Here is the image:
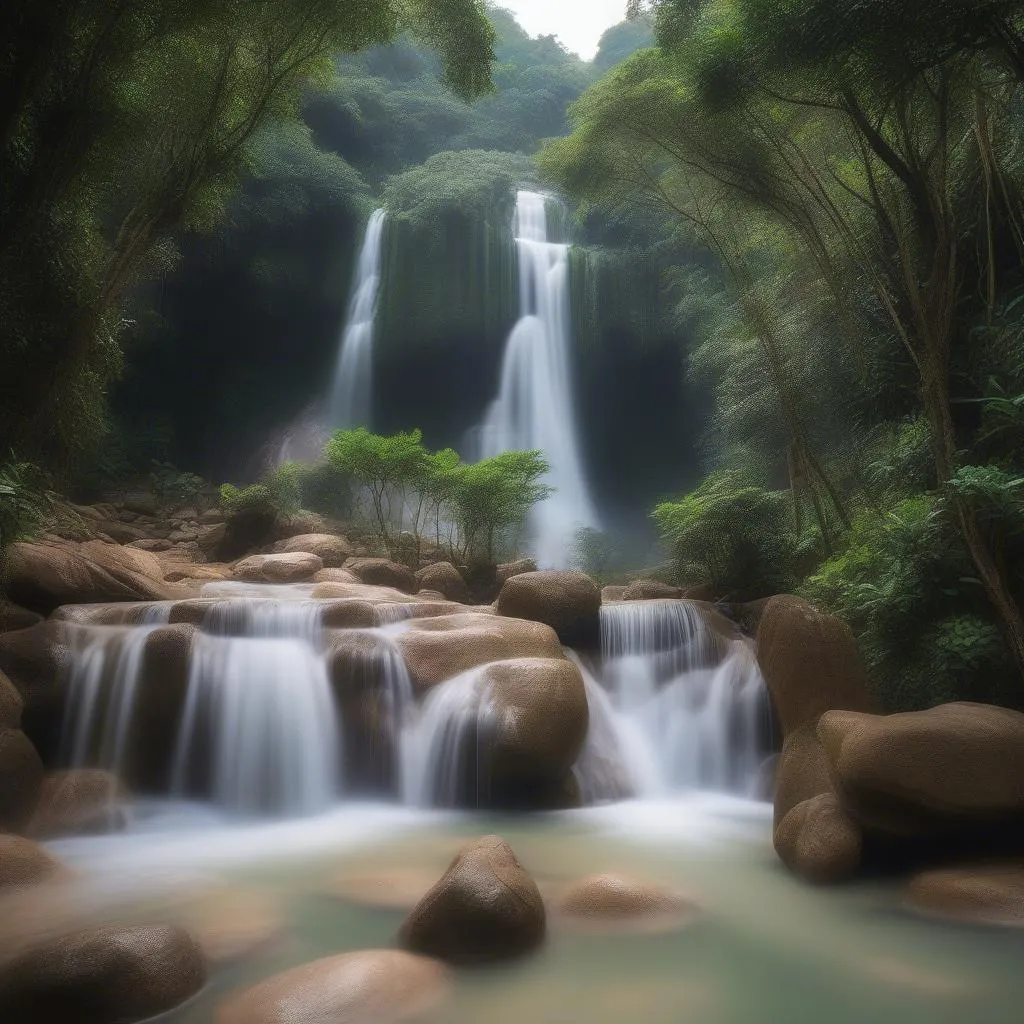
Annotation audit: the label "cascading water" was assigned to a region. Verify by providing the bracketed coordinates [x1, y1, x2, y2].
[474, 190, 597, 567]
[575, 600, 769, 800]
[327, 208, 386, 430]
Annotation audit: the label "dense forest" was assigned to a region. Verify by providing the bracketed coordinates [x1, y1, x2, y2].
[5, 0, 1024, 717]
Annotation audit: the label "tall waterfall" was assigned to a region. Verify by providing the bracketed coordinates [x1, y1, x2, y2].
[327, 208, 386, 429]
[475, 191, 597, 568]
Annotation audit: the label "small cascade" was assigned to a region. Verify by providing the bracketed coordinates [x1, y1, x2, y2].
[201, 597, 324, 641]
[582, 600, 768, 799]
[400, 668, 495, 808]
[473, 190, 597, 567]
[328, 208, 386, 429]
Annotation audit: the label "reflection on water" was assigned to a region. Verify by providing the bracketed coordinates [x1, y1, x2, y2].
[15, 798, 1024, 1023]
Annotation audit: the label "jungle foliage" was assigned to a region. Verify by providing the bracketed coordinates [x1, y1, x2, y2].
[544, 0, 1024, 709]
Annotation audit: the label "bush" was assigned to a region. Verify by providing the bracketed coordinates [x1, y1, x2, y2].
[0, 456, 48, 553]
[150, 461, 206, 507]
[652, 470, 795, 598]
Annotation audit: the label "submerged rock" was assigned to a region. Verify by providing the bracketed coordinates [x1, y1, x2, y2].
[0, 923, 206, 1024]
[906, 864, 1024, 927]
[496, 570, 601, 647]
[773, 792, 862, 885]
[398, 835, 546, 964]
[217, 949, 449, 1024]
[818, 702, 1024, 839]
[557, 873, 696, 934]
[0, 835, 64, 891]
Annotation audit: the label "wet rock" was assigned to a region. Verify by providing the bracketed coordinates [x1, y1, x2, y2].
[773, 792, 862, 885]
[0, 924, 206, 1024]
[2, 540, 177, 614]
[818, 702, 1024, 839]
[0, 835, 63, 891]
[0, 670, 22, 729]
[395, 613, 564, 692]
[398, 835, 546, 964]
[600, 585, 626, 603]
[217, 949, 449, 1024]
[773, 725, 834, 827]
[231, 551, 323, 583]
[414, 562, 469, 604]
[345, 557, 418, 594]
[0, 622, 66, 759]
[0, 729, 44, 831]
[28, 770, 126, 840]
[274, 533, 352, 567]
[320, 600, 380, 629]
[313, 567, 360, 585]
[622, 580, 682, 601]
[0, 600, 42, 633]
[756, 595, 876, 734]
[328, 866, 439, 911]
[496, 570, 601, 647]
[557, 873, 696, 934]
[906, 864, 1024, 927]
[184, 889, 283, 966]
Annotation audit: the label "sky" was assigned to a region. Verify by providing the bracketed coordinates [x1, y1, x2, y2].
[496, 0, 631, 61]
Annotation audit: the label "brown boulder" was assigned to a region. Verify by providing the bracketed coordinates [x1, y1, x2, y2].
[414, 562, 469, 604]
[94, 520, 149, 545]
[398, 835, 545, 964]
[2, 540, 177, 614]
[557, 873, 696, 934]
[395, 613, 564, 691]
[0, 623, 66, 759]
[0, 601, 42, 633]
[774, 793, 863, 885]
[28, 770, 126, 840]
[817, 702, 1024, 838]
[218, 949, 449, 1024]
[496, 559, 537, 584]
[0, 924, 206, 1024]
[496, 570, 601, 647]
[600, 585, 626, 603]
[128, 538, 174, 553]
[231, 551, 323, 583]
[313, 567, 360, 585]
[345, 557, 418, 594]
[0, 671, 22, 729]
[0, 835, 63, 890]
[0, 730, 43, 831]
[274, 533, 352, 567]
[756, 595, 876, 735]
[773, 725, 834, 827]
[906, 865, 1024, 927]
[623, 580, 682, 601]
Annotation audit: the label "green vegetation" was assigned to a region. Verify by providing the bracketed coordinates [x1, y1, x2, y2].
[0, 457, 48, 554]
[544, 0, 1024, 709]
[324, 428, 549, 567]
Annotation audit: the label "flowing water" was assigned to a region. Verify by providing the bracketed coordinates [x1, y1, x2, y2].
[474, 191, 598, 567]
[327, 207, 386, 430]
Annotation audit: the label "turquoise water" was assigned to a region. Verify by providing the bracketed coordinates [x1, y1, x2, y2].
[42, 798, 1024, 1023]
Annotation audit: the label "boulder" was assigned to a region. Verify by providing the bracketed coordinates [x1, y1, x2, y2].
[195, 522, 227, 559]
[600, 585, 626, 603]
[231, 551, 323, 583]
[217, 949, 449, 1024]
[0, 623, 66, 760]
[756, 595, 876, 735]
[557, 873, 696, 934]
[273, 533, 352, 567]
[0, 670, 22, 729]
[0, 924, 206, 1024]
[28, 770, 126, 840]
[181, 889, 283, 966]
[214, 508, 278, 561]
[313, 567, 360, 585]
[496, 570, 601, 647]
[398, 835, 546, 964]
[345, 557, 418, 594]
[469, 658, 589, 808]
[414, 562, 469, 604]
[773, 725, 834, 827]
[94, 520, 149, 545]
[395, 613, 564, 691]
[127, 538, 174, 553]
[817, 702, 1024, 838]
[906, 865, 1024, 926]
[320, 600, 380, 629]
[2, 540, 177, 614]
[0, 835, 63, 890]
[773, 793, 862, 885]
[0, 729, 44, 831]
[622, 580, 682, 601]
[0, 601, 42, 633]
[496, 559, 537, 584]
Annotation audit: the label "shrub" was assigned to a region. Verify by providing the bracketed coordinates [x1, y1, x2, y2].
[150, 461, 206, 507]
[0, 456, 48, 552]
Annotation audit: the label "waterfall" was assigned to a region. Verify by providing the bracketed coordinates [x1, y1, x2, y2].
[328, 208, 386, 429]
[576, 601, 768, 799]
[474, 190, 597, 568]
